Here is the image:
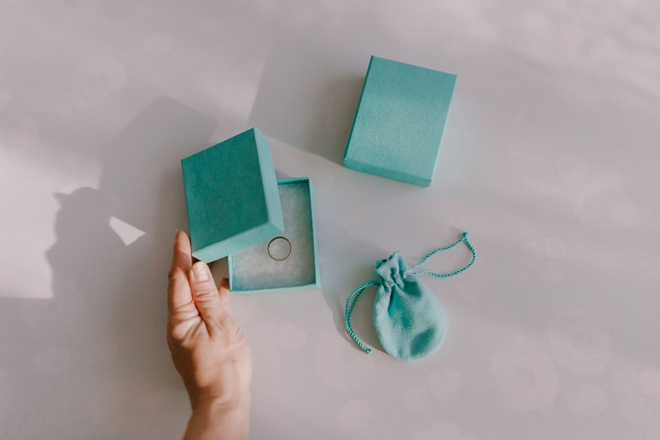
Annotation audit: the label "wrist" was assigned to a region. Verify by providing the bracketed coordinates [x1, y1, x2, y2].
[191, 390, 251, 415]
[185, 394, 251, 440]
[185, 365, 251, 411]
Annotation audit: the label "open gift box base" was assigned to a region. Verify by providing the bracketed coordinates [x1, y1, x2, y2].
[228, 177, 320, 294]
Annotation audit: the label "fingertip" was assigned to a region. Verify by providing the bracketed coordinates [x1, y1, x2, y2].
[175, 229, 189, 243]
[168, 231, 194, 309]
[174, 230, 191, 252]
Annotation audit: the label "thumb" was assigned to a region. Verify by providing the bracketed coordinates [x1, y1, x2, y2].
[189, 261, 224, 324]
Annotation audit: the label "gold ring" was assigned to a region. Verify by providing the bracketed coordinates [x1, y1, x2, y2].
[267, 236, 292, 261]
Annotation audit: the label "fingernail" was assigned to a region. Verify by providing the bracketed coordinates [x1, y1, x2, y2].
[193, 262, 209, 282]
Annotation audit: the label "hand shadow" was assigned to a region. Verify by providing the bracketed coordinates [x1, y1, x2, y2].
[0, 96, 221, 439]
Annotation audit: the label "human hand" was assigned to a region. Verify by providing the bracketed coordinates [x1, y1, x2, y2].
[167, 230, 252, 440]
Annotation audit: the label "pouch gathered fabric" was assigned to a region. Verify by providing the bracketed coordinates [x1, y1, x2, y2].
[344, 232, 476, 361]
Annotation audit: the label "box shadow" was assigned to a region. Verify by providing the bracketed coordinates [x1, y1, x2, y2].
[248, 34, 365, 166]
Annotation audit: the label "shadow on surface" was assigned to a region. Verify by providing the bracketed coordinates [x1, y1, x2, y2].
[249, 34, 365, 166]
[0, 97, 218, 439]
[317, 222, 387, 353]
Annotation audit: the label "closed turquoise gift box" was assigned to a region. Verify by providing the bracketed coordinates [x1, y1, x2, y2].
[181, 127, 284, 263]
[229, 178, 321, 294]
[344, 56, 457, 187]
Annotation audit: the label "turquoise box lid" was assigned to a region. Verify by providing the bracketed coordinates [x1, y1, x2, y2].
[181, 127, 284, 263]
[343, 56, 457, 187]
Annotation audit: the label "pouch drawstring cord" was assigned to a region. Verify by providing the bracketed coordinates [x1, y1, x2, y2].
[344, 232, 476, 354]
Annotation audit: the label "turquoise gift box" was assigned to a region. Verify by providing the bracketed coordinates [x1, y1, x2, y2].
[229, 178, 321, 294]
[181, 128, 321, 294]
[344, 56, 457, 187]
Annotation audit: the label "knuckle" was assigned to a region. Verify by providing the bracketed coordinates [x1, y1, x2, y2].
[193, 288, 217, 301]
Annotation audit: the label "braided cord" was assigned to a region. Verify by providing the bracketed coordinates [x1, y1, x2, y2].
[344, 232, 476, 355]
[344, 279, 379, 354]
[410, 232, 476, 278]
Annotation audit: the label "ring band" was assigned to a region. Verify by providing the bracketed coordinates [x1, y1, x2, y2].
[267, 236, 292, 261]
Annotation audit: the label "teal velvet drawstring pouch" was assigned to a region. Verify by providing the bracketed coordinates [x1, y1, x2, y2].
[344, 232, 476, 361]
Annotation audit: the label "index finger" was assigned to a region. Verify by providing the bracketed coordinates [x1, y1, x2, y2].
[168, 230, 193, 310]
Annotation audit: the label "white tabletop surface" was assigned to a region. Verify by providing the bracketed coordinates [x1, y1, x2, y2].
[2, 1, 659, 439]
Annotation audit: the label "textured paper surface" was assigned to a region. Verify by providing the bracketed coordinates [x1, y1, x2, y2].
[344, 56, 457, 187]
